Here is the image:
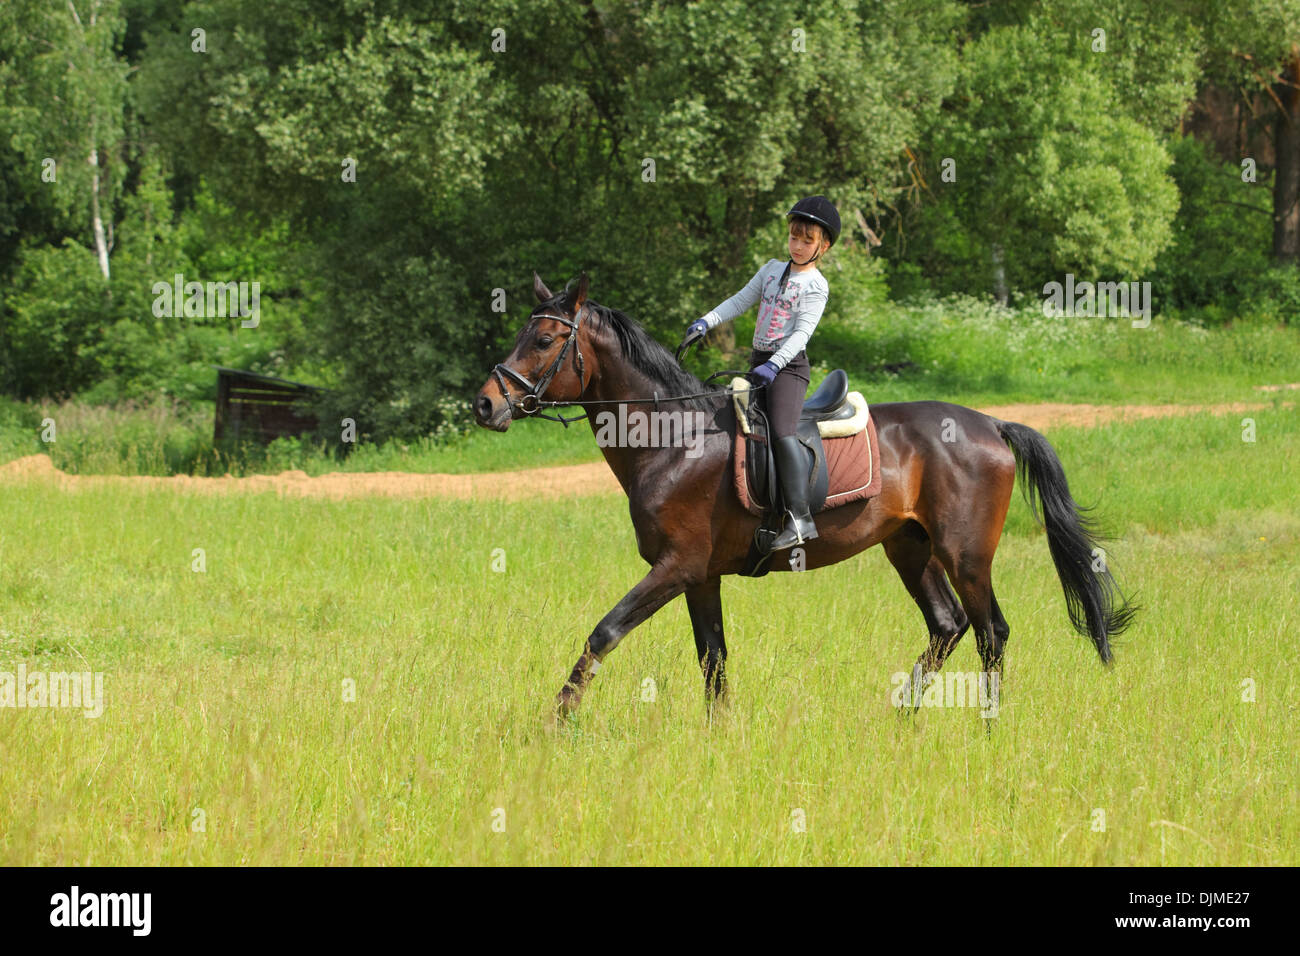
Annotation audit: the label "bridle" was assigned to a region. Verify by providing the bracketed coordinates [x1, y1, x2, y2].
[492, 305, 590, 426]
[491, 301, 761, 429]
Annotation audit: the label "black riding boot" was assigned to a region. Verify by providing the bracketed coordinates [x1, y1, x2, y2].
[769, 435, 818, 551]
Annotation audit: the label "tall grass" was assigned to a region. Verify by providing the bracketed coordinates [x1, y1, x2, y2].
[0, 411, 1295, 865]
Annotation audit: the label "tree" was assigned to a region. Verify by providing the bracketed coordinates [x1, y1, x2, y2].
[896, 7, 1190, 298]
[134, 0, 963, 436]
[0, 0, 129, 279]
[1192, 0, 1300, 263]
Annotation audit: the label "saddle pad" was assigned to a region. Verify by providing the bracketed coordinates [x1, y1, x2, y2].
[733, 410, 882, 517]
[731, 377, 869, 438]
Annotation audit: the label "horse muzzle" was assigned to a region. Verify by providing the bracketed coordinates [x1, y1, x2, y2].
[474, 389, 513, 431]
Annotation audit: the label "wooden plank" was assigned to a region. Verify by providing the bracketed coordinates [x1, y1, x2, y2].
[214, 367, 325, 445]
[228, 386, 304, 398]
[214, 372, 231, 442]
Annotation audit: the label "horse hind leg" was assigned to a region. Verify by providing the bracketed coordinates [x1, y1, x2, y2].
[929, 442, 1015, 724]
[883, 524, 970, 713]
[915, 559, 969, 672]
[990, 590, 1010, 659]
[933, 544, 1006, 724]
[977, 587, 1011, 718]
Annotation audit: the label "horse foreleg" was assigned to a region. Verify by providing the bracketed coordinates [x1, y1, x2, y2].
[685, 577, 728, 709]
[556, 561, 690, 718]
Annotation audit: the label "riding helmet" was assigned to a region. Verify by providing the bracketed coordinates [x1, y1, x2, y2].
[787, 195, 841, 247]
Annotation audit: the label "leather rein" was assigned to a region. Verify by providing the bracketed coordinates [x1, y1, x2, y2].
[492, 304, 758, 428]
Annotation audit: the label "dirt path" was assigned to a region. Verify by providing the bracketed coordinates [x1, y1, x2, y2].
[1, 397, 1292, 501]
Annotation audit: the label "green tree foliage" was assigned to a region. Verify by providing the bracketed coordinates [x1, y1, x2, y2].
[0, 0, 129, 278]
[127, 0, 961, 438]
[1148, 136, 1273, 315]
[1190, 0, 1300, 262]
[131, 1, 512, 436]
[0, 0, 1293, 434]
[894, 7, 1188, 299]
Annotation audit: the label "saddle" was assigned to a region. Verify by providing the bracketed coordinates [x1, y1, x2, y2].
[731, 369, 882, 577]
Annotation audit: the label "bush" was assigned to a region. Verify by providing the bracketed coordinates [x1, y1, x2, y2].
[818, 243, 890, 324]
[0, 241, 112, 398]
[1242, 265, 1300, 324]
[1148, 136, 1274, 317]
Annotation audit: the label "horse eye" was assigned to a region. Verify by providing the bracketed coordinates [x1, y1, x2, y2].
[537, 336, 554, 349]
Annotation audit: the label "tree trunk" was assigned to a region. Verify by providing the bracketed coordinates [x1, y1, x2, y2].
[1273, 47, 1300, 265]
[991, 241, 1009, 305]
[89, 146, 110, 279]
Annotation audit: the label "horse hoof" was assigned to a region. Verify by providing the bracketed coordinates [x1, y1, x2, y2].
[555, 686, 581, 719]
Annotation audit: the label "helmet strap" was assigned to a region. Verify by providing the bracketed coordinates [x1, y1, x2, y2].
[791, 242, 824, 267]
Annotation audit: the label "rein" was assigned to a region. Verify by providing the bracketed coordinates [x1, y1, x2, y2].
[492, 304, 762, 428]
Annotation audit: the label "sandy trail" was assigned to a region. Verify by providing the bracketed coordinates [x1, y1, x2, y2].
[1, 397, 1292, 501]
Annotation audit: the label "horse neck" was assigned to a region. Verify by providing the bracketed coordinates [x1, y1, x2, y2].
[577, 340, 719, 492]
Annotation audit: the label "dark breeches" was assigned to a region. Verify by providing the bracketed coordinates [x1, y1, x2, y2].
[750, 348, 810, 439]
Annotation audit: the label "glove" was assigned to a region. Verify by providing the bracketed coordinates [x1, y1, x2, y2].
[686, 319, 709, 339]
[748, 360, 779, 387]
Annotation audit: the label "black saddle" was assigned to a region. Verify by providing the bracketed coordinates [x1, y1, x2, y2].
[800, 368, 853, 423]
[738, 370, 855, 577]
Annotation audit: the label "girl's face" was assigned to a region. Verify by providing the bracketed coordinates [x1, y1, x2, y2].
[788, 221, 827, 264]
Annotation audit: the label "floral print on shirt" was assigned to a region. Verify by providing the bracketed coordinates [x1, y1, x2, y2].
[757, 275, 801, 344]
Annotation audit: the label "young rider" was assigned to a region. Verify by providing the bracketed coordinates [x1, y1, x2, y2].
[686, 195, 841, 552]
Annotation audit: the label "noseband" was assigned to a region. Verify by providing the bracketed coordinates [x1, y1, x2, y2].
[491, 305, 590, 425]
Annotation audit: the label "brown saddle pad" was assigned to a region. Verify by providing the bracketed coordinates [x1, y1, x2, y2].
[733, 413, 882, 517]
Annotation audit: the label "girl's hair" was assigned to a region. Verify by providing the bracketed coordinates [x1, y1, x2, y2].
[789, 217, 830, 259]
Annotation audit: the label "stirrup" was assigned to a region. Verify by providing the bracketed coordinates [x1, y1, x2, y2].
[770, 510, 817, 551]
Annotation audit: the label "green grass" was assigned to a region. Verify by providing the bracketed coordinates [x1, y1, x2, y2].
[1002, 400, 1299, 536]
[806, 299, 1300, 406]
[3, 301, 1296, 477]
[0, 409, 1296, 864]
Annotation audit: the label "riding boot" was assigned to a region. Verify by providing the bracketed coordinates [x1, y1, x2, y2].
[769, 435, 818, 551]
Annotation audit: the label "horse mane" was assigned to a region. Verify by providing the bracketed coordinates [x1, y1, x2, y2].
[550, 291, 727, 411]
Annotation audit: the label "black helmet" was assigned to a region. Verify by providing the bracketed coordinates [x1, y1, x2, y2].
[787, 195, 841, 247]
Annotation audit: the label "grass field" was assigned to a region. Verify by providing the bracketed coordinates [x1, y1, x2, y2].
[1, 401, 1296, 865]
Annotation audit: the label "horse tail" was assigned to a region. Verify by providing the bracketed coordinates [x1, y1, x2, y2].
[997, 420, 1138, 664]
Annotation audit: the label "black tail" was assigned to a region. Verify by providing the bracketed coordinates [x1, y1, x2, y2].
[997, 421, 1138, 664]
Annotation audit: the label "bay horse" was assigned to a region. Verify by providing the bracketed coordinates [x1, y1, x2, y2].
[474, 273, 1137, 718]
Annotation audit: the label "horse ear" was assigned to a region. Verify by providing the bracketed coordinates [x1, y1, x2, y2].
[571, 271, 589, 310]
[533, 272, 553, 302]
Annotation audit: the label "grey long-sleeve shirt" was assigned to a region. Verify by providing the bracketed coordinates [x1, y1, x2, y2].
[701, 259, 829, 370]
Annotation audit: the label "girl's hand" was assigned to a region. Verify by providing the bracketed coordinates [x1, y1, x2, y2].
[748, 361, 779, 386]
[686, 319, 709, 338]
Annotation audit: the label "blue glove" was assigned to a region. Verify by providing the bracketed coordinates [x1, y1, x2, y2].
[748, 360, 779, 386]
[686, 319, 709, 338]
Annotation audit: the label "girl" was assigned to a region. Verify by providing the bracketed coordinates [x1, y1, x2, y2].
[686, 195, 841, 552]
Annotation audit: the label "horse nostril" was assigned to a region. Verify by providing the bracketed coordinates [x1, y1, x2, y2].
[476, 395, 494, 422]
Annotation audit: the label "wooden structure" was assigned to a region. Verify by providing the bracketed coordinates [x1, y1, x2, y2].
[213, 366, 324, 444]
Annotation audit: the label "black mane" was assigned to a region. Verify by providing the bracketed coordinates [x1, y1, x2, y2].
[544, 293, 728, 411]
